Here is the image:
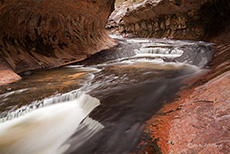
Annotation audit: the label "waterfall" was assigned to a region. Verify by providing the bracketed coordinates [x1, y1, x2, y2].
[0, 90, 83, 122]
[136, 47, 183, 55]
[0, 92, 103, 154]
[134, 45, 184, 58]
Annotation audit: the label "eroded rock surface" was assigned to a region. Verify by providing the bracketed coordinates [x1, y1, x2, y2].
[110, 0, 230, 40]
[106, 0, 139, 35]
[0, 57, 21, 85]
[145, 71, 230, 154]
[0, 0, 116, 85]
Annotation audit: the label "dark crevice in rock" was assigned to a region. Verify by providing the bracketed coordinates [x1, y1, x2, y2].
[200, 0, 230, 39]
[24, 35, 56, 58]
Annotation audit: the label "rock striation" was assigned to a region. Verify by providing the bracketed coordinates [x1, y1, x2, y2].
[0, 0, 116, 85]
[106, 0, 133, 34]
[110, 0, 230, 40]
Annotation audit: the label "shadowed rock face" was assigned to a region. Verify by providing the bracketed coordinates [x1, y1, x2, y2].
[0, 0, 116, 85]
[110, 0, 230, 40]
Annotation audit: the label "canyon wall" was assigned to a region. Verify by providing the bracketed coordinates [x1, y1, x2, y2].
[110, 0, 230, 40]
[0, 0, 116, 85]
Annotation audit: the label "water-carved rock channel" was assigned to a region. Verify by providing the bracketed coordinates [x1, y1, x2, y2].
[0, 36, 213, 154]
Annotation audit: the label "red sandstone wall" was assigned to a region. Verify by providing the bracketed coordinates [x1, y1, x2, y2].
[0, 0, 117, 85]
[114, 0, 230, 40]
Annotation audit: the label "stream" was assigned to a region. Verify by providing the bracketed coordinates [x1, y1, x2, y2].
[0, 36, 213, 154]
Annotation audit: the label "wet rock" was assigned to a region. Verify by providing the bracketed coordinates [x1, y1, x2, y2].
[23, 71, 33, 76]
[144, 72, 230, 153]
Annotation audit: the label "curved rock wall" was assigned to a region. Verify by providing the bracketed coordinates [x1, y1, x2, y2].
[0, 0, 116, 85]
[119, 0, 230, 40]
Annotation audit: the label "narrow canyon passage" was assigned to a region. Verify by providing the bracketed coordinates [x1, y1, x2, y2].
[0, 36, 213, 154]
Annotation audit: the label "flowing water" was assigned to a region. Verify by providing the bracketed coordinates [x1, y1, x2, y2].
[0, 36, 213, 154]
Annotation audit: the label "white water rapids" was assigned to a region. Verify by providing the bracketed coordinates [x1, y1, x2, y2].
[0, 92, 103, 154]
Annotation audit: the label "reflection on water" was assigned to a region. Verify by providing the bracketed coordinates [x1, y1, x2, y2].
[0, 37, 213, 154]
